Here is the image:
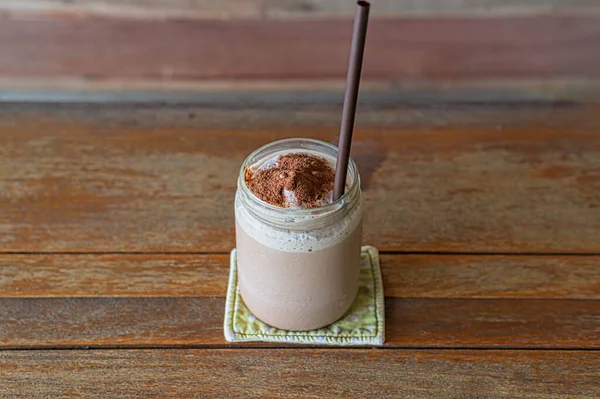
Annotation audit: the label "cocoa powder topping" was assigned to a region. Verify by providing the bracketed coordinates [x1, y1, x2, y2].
[244, 152, 335, 208]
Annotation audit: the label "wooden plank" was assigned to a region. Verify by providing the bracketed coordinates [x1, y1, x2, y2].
[1, 349, 598, 398]
[0, 16, 599, 82]
[1, 297, 598, 348]
[1, 0, 598, 20]
[0, 254, 228, 297]
[0, 0, 263, 19]
[383, 255, 600, 299]
[1, 254, 599, 298]
[266, 0, 600, 19]
[2, 103, 600, 253]
[3, 78, 600, 104]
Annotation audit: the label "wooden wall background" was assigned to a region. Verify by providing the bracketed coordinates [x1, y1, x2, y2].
[0, 0, 599, 101]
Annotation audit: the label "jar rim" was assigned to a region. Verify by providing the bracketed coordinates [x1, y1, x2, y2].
[238, 138, 360, 217]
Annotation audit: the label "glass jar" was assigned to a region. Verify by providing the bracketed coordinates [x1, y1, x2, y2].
[235, 138, 363, 331]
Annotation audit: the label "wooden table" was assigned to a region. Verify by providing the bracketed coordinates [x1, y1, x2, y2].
[1, 100, 599, 398]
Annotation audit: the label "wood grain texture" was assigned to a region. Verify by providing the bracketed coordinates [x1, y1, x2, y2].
[0, 16, 599, 81]
[3, 78, 600, 104]
[0, 254, 228, 297]
[1, 0, 596, 20]
[2, 103, 600, 253]
[0, 0, 263, 19]
[1, 349, 599, 398]
[266, 0, 600, 18]
[1, 297, 599, 348]
[2, 254, 600, 298]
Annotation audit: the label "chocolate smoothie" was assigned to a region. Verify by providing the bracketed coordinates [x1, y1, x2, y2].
[235, 139, 362, 331]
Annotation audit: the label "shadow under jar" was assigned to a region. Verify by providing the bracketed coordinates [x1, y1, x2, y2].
[235, 138, 363, 331]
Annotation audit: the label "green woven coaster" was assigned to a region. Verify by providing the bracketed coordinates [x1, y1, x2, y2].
[224, 246, 385, 346]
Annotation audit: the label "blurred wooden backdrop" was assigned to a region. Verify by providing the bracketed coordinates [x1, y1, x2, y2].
[0, 0, 599, 102]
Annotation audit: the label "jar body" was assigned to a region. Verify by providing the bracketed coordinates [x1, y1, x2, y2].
[235, 139, 363, 331]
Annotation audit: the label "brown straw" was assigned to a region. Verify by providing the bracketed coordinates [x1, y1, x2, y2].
[333, 0, 370, 201]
